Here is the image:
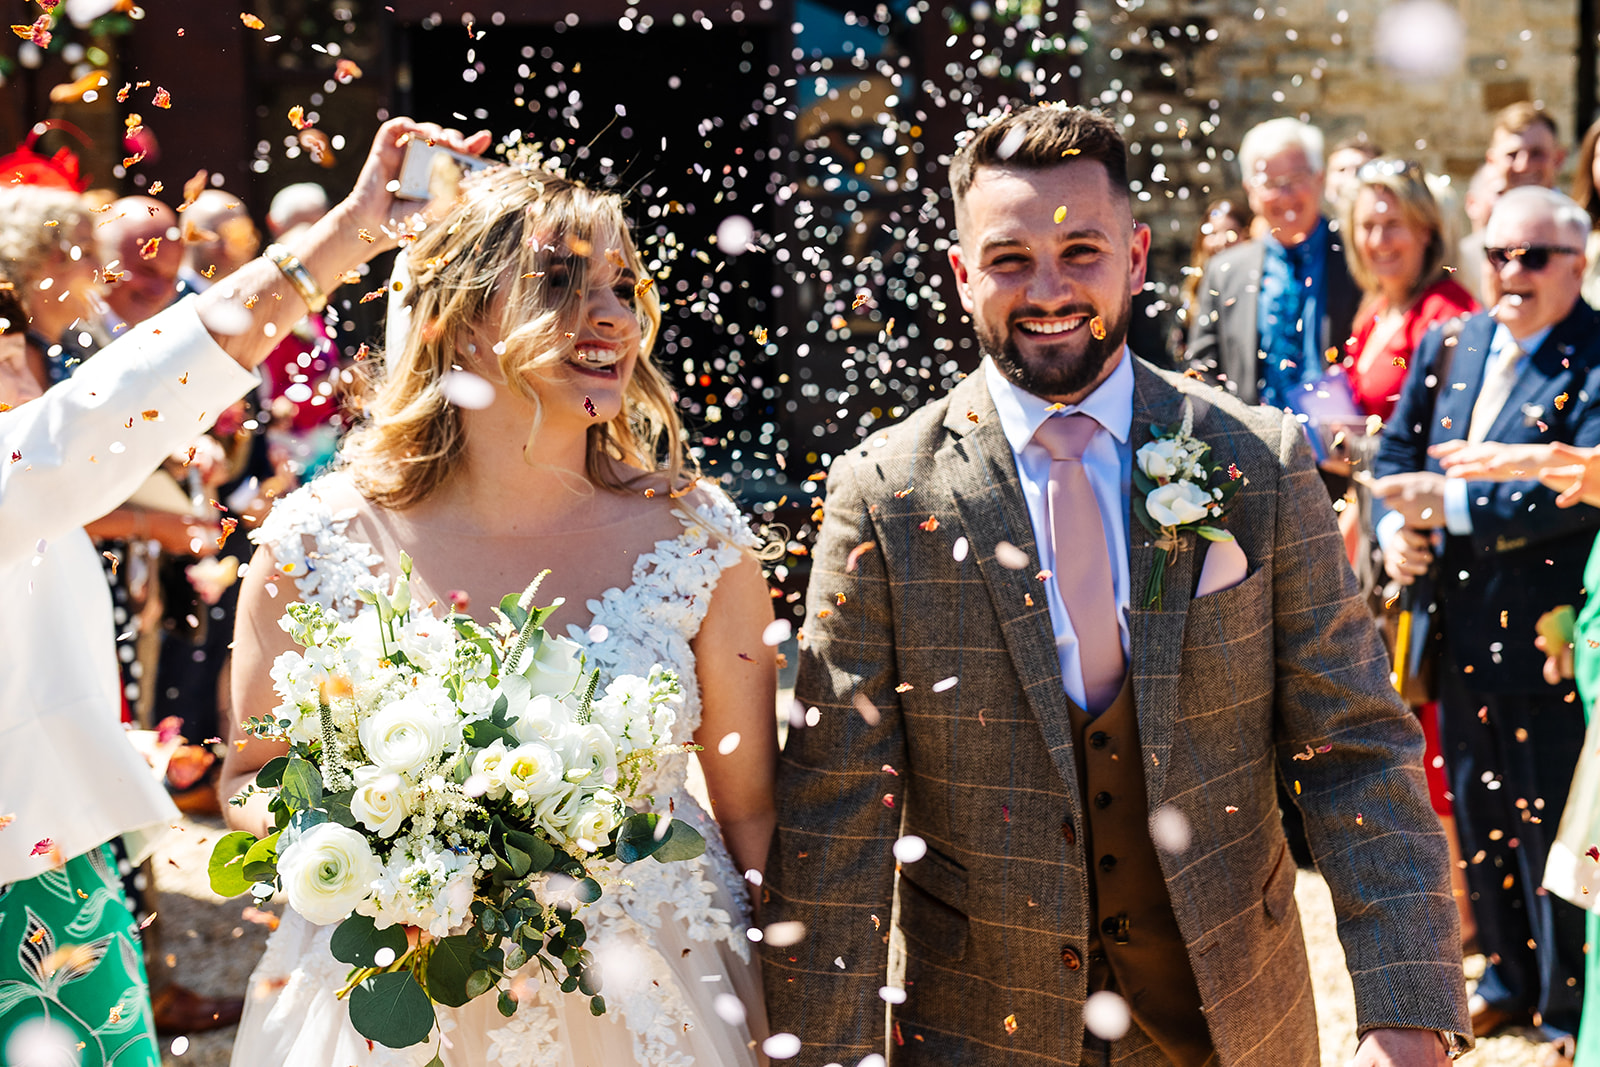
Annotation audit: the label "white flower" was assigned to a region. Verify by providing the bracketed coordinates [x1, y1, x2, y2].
[471, 739, 512, 799]
[502, 741, 565, 797]
[1136, 438, 1184, 481]
[1146, 480, 1213, 527]
[519, 633, 586, 698]
[530, 786, 585, 839]
[358, 693, 446, 778]
[508, 694, 578, 746]
[350, 765, 411, 837]
[278, 823, 381, 926]
[567, 794, 621, 847]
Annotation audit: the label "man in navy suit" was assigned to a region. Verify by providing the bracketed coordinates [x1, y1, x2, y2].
[1372, 185, 1600, 1056]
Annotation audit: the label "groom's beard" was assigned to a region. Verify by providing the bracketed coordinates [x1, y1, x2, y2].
[980, 293, 1132, 400]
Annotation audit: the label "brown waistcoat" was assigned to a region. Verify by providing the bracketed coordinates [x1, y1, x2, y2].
[1068, 678, 1215, 1067]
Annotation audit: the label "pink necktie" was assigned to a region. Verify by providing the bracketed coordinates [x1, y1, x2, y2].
[1034, 413, 1126, 713]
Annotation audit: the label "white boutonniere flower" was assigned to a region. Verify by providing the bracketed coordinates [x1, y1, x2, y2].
[1132, 399, 1244, 608]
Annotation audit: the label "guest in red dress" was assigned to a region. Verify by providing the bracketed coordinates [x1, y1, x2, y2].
[1341, 158, 1478, 421]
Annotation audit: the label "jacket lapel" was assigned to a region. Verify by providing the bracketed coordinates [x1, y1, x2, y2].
[1126, 361, 1198, 805]
[941, 375, 1083, 796]
[1482, 305, 1593, 443]
[1432, 315, 1494, 449]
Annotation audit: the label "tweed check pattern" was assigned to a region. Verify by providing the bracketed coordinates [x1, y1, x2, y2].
[761, 359, 1470, 1066]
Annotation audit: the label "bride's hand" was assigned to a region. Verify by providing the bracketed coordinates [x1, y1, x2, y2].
[323, 118, 493, 259]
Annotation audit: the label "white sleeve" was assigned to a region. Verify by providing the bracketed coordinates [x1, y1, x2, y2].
[0, 297, 258, 568]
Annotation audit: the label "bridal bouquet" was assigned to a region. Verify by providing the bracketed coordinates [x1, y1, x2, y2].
[208, 555, 701, 1052]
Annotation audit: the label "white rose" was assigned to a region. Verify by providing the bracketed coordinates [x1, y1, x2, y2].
[277, 823, 381, 926]
[1146, 481, 1213, 527]
[349, 766, 411, 838]
[521, 634, 586, 698]
[471, 739, 512, 799]
[569, 723, 621, 787]
[1136, 439, 1183, 481]
[509, 694, 576, 746]
[502, 741, 565, 797]
[567, 799, 620, 849]
[358, 694, 446, 778]
[530, 786, 584, 840]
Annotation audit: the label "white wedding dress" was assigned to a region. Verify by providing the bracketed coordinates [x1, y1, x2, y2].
[229, 480, 767, 1067]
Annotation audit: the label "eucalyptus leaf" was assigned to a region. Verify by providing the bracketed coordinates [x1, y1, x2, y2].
[497, 990, 517, 1018]
[615, 812, 666, 864]
[207, 831, 258, 898]
[324, 788, 358, 828]
[574, 877, 603, 904]
[280, 758, 323, 813]
[589, 994, 606, 1017]
[498, 593, 530, 631]
[466, 969, 493, 999]
[240, 832, 280, 884]
[424, 934, 480, 1008]
[255, 755, 290, 789]
[1194, 525, 1234, 542]
[502, 829, 555, 872]
[348, 970, 435, 1048]
[329, 913, 410, 969]
[651, 819, 707, 863]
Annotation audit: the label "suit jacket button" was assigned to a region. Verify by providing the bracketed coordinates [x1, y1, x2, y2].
[1060, 947, 1082, 970]
[1060, 820, 1076, 845]
[1090, 731, 1109, 749]
[1094, 791, 1113, 809]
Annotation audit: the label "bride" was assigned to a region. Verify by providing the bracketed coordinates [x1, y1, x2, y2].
[219, 157, 778, 1066]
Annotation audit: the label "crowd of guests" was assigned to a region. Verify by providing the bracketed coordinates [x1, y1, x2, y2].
[1177, 101, 1600, 1067]
[0, 167, 345, 1036]
[7, 94, 1600, 1062]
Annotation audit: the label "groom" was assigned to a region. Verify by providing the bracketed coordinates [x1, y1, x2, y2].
[761, 105, 1470, 1066]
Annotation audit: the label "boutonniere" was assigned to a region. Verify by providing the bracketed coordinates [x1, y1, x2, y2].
[1132, 399, 1243, 608]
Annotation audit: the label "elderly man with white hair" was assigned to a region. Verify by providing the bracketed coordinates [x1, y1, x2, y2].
[1371, 184, 1600, 1062]
[1187, 117, 1361, 407]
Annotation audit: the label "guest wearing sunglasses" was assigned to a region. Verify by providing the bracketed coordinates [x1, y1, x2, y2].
[1370, 185, 1600, 1061]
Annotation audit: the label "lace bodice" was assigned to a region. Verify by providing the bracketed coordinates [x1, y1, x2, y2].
[247, 478, 763, 1067]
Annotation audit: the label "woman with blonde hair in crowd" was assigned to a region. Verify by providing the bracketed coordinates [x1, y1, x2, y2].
[220, 157, 777, 1065]
[1341, 158, 1477, 421]
[0, 184, 105, 388]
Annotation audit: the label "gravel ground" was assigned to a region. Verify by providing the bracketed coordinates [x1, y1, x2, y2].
[151, 820, 1548, 1067]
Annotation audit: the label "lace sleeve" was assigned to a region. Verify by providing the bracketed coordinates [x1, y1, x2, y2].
[680, 480, 761, 552]
[249, 480, 384, 620]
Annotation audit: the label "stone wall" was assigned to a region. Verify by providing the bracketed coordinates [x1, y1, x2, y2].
[1068, 0, 1581, 332]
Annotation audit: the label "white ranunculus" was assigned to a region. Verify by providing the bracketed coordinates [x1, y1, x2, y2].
[471, 739, 512, 799]
[349, 765, 411, 837]
[358, 694, 446, 778]
[1146, 480, 1213, 527]
[568, 797, 621, 849]
[508, 694, 576, 746]
[530, 786, 585, 839]
[502, 741, 565, 797]
[1136, 439, 1184, 481]
[521, 634, 586, 698]
[278, 823, 381, 926]
[569, 723, 621, 787]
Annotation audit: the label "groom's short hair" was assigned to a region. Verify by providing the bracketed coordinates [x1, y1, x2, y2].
[949, 105, 1130, 210]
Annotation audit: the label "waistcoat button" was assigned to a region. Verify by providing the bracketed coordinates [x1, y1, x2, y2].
[1099, 854, 1117, 872]
[1090, 731, 1109, 749]
[1094, 791, 1112, 809]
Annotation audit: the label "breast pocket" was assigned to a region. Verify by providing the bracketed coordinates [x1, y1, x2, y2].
[897, 845, 969, 962]
[1184, 565, 1269, 646]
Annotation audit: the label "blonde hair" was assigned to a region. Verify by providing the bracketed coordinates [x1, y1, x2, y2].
[1341, 159, 1448, 306]
[0, 185, 91, 292]
[340, 163, 689, 510]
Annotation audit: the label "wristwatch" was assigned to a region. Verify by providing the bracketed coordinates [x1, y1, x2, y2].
[1438, 1031, 1469, 1061]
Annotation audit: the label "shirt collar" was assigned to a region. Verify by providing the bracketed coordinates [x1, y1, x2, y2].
[983, 349, 1134, 456]
[1264, 216, 1328, 259]
[1492, 320, 1554, 359]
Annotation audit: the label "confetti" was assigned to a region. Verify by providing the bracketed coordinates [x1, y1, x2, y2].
[1004, 1014, 1019, 1035]
[152, 86, 172, 108]
[240, 12, 265, 29]
[918, 514, 940, 532]
[844, 541, 876, 573]
[288, 105, 311, 130]
[583, 396, 598, 418]
[1053, 206, 1067, 224]
[11, 14, 51, 46]
[1556, 392, 1570, 411]
[138, 237, 161, 261]
[0, 814, 13, 831]
[29, 837, 53, 856]
[1089, 315, 1107, 340]
[334, 58, 364, 82]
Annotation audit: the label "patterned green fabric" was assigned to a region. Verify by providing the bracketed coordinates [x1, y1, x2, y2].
[0, 843, 158, 1065]
[1575, 536, 1600, 1067]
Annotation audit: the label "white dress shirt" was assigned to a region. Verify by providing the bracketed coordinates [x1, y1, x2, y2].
[983, 353, 1134, 709]
[0, 298, 258, 885]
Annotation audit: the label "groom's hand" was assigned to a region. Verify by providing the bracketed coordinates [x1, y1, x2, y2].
[1347, 1028, 1452, 1067]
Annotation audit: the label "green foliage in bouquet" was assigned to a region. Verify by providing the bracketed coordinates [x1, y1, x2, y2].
[209, 557, 703, 1050]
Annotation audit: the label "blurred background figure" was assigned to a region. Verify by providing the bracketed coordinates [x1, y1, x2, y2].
[95, 194, 182, 333]
[1458, 162, 1509, 303]
[0, 184, 105, 388]
[1173, 196, 1252, 357]
[1570, 117, 1600, 307]
[1324, 133, 1382, 213]
[179, 189, 262, 295]
[265, 181, 330, 244]
[1487, 100, 1565, 192]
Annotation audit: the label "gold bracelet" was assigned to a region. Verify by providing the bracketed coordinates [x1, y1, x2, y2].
[264, 243, 327, 314]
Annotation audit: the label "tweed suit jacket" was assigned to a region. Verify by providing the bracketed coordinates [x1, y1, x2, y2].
[1185, 228, 1361, 404]
[761, 358, 1470, 1066]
